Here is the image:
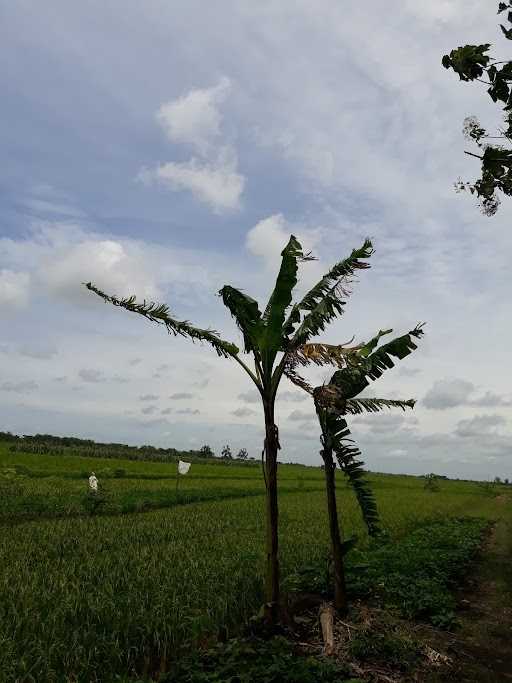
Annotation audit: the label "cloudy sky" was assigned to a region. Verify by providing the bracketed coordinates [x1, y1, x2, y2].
[1, 1, 511, 480]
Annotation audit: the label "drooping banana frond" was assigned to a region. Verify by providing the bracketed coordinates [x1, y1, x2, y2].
[84, 282, 239, 358]
[344, 397, 416, 415]
[218, 285, 264, 354]
[329, 324, 425, 398]
[283, 365, 314, 395]
[320, 409, 379, 536]
[286, 239, 374, 347]
[282, 345, 317, 394]
[340, 450, 380, 537]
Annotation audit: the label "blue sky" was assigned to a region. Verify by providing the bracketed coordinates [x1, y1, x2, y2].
[1, 0, 512, 479]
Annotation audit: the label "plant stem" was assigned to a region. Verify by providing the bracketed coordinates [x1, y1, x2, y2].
[263, 399, 280, 623]
[322, 440, 348, 615]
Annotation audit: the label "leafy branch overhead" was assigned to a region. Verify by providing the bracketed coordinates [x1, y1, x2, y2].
[442, 1, 512, 214]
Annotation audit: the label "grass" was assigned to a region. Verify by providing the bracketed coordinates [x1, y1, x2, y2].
[0, 446, 327, 521]
[1, 443, 510, 681]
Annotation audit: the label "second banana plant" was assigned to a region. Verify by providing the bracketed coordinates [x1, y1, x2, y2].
[286, 325, 424, 613]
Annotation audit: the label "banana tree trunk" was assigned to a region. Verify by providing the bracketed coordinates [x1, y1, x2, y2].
[322, 443, 348, 615]
[263, 400, 280, 624]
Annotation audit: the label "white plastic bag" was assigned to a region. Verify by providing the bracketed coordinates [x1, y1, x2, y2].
[178, 460, 191, 475]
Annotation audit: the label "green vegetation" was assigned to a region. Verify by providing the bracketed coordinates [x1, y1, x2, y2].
[0, 447, 322, 522]
[348, 517, 488, 627]
[0, 442, 509, 681]
[168, 637, 352, 683]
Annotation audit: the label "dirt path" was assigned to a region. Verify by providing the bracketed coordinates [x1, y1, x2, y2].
[425, 501, 512, 682]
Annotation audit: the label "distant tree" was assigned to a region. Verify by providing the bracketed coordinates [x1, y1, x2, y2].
[424, 473, 440, 492]
[0, 432, 18, 442]
[287, 326, 424, 613]
[236, 447, 249, 460]
[199, 444, 215, 458]
[442, 2, 512, 215]
[494, 475, 502, 484]
[221, 444, 232, 460]
[505, 477, 510, 485]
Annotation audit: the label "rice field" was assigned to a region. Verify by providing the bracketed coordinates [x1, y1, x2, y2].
[0, 443, 508, 681]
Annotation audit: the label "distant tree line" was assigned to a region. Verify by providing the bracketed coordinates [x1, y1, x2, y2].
[1, 431, 257, 466]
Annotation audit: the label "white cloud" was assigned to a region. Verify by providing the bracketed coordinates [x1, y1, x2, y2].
[140, 150, 244, 212]
[1, 380, 38, 393]
[470, 391, 512, 407]
[79, 369, 106, 383]
[404, 0, 475, 25]
[288, 409, 315, 422]
[41, 235, 161, 303]
[352, 413, 407, 433]
[232, 407, 256, 418]
[156, 77, 231, 154]
[246, 214, 290, 266]
[423, 379, 512, 411]
[423, 378, 475, 410]
[18, 346, 58, 360]
[278, 391, 308, 403]
[455, 414, 507, 438]
[387, 448, 408, 458]
[0, 223, 221, 309]
[246, 214, 320, 271]
[0, 270, 30, 309]
[238, 390, 260, 404]
[142, 77, 245, 212]
[398, 367, 422, 377]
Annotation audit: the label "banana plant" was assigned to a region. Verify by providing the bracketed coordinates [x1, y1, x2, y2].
[85, 235, 373, 623]
[286, 325, 424, 613]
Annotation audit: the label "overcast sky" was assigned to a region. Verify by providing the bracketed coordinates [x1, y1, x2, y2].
[1, 1, 511, 480]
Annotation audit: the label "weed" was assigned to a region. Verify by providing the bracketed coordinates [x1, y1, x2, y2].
[349, 628, 419, 670]
[167, 636, 353, 683]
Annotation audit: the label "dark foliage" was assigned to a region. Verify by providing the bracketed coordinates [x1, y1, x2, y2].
[442, 2, 512, 214]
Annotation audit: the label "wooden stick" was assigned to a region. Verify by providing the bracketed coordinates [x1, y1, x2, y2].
[319, 603, 335, 655]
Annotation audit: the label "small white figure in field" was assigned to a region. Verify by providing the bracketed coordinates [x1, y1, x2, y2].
[88, 472, 98, 493]
[178, 460, 191, 475]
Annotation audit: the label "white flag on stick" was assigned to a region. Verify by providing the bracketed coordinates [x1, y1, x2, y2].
[178, 460, 191, 475]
